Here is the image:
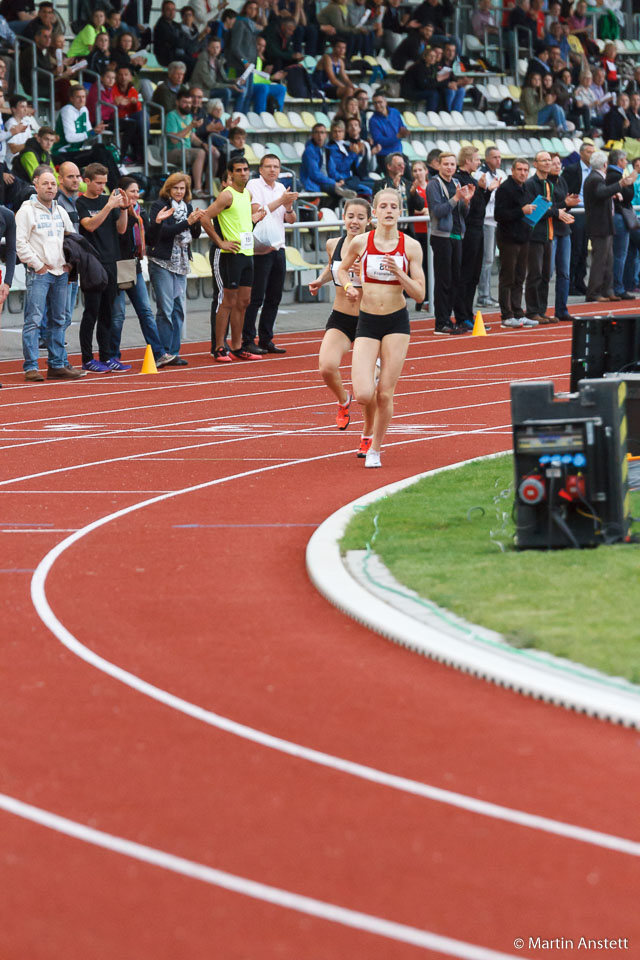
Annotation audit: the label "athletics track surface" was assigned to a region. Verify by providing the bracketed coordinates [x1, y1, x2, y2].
[0, 311, 638, 960]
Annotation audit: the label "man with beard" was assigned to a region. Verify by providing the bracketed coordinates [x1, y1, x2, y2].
[165, 87, 211, 199]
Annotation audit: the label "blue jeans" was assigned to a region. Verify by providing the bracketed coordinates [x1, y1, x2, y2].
[149, 262, 186, 357]
[623, 227, 640, 291]
[252, 82, 286, 113]
[23, 270, 68, 371]
[112, 271, 166, 359]
[551, 233, 571, 316]
[234, 75, 254, 114]
[537, 104, 567, 130]
[208, 86, 232, 106]
[444, 86, 465, 113]
[413, 89, 440, 112]
[612, 212, 630, 295]
[62, 281, 78, 366]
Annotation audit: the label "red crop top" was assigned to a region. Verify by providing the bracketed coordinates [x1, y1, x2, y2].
[361, 230, 408, 284]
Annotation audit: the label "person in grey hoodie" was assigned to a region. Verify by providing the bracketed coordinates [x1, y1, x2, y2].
[426, 151, 472, 335]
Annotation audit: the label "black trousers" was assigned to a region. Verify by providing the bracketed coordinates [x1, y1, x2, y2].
[586, 235, 614, 300]
[430, 235, 461, 328]
[79, 262, 118, 363]
[453, 226, 483, 323]
[497, 238, 528, 321]
[525, 240, 552, 318]
[242, 248, 286, 347]
[569, 213, 588, 292]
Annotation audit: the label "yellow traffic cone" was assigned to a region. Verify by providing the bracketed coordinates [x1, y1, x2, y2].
[140, 344, 158, 374]
[472, 310, 487, 337]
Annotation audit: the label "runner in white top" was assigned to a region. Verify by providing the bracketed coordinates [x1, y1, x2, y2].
[309, 198, 377, 457]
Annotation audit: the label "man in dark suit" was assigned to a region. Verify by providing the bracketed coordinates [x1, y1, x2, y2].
[563, 141, 595, 295]
[584, 151, 636, 302]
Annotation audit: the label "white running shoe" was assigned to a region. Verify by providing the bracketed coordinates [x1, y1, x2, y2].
[365, 449, 382, 468]
[500, 317, 524, 329]
[521, 316, 540, 327]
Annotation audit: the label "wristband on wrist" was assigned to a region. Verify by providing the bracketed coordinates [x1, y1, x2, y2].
[343, 282, 353, 291]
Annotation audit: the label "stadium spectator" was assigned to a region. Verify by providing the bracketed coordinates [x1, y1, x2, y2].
[584, 150, 634, 303]
[414, 0, 453, 41]
[345, 117, 373, 179]
[153, 0, 192, 68]
[87, 68, 117, 126]
[475, 145, 506, 308]
[335, 94, 360, 127]
[548, 152, 576, 322]
[147, 172, 203, 365]
[453, 145, 491, 329]
[401, 47, 441, 112]
[166, 87, 217, 197]
[411, 159, 429, 310]
[439, 40, 469, 113]
[69, 9, 107, 58]
[390, 21, 434, 71]
[77, 163, 130, 373]
[52, 85, 121, 190]
[590, 67, 614, 117]
[574, 69, 603, 128]
[12, 124, 55, 181]
[15, 166, 83, 381]
[563, 140, 594, 295]
[627, 93, 640, 138]
[0, 0, 35, 35]
[606, 148, 637, 301]
[110, 32, 150, 86]
[375, 153, 424, 224]
[105, 9, 125, 48]
[226, 0, 261, 85]
[191, 36, 237, 106]
[86, 32, 113, 76]
[251, 35, 288, 112]
[624, 157, 640, 293]
[111, 176, 175, 368]
[508, 0, 536, 45]
[262, 15, 304, 72]
[242, 153, 297, 355]
[524, 150, 557, 324]
[5, 95, 34, 161]
[300, 123, 356, 200]
[209, 7, 236, 48]
[494, 158, 536, 329]
[355, 87, 370, 137]
[327, 118, 373, 197]
[18, 23, 53, 102]
[602, 91, 630, 142]
[54, 160, 82, 369]
[317, 0, 368, 57]
[369, 92, 408, 170]
[345, 0, 377, 58]
[113, 66, 145, 162]
[22, 0, 61, 40]
[427, 151, 471, 335]
[600, 40, 618, 92]
[382, 0, 419, 54]
[151, 61, 187, 118]
[472, 0, 499, 40]
[313, 39, 354, 99]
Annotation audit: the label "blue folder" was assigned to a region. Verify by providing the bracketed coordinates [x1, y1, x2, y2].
[524, 195, 552, 227]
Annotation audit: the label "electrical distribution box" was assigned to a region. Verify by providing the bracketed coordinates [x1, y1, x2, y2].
[510, 380, 630, 550]
[570, 315, 640, 391]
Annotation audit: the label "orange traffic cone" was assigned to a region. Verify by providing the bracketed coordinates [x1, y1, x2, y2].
[140, 344, 158, 374]
[472, 310, 487, 336]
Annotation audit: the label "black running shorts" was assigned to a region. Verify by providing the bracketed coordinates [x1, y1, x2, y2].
[325, 309, 358, 343]
[355, 307, 410, 341]
[218, 252, 254, 290]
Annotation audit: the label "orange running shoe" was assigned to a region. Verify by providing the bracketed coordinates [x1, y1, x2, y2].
[336, 393, 351, 430]
[357, 436, 372, 458]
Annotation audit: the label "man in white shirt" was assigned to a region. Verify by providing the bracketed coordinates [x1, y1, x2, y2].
[6, 94, 39, 159]
[15, 165, 84, 382]
[475, 145, 506, 307]
[242, 154, 298, 355]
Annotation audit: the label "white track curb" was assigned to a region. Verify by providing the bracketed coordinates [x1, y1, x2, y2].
[306, 454, 640, 728]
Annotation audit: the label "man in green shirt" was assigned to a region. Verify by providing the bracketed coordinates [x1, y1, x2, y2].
[165, 87, 210, 198]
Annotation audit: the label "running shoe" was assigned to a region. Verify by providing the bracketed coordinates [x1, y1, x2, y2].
[365, 449, 382, 468]
[459, 319, 474, 331]
[357, 436, 373, 458]
[521, 316, 540, 328]
[156, 353, 176, 367]
[106, 358, 132, 372]
[82, 359, 111, 373]
[213, 346, 233, 363]
[230, 348, 262, 361]
[500, 317, 524, 329]
[434, 323, 465, 335]
[336, 393, 351, 430]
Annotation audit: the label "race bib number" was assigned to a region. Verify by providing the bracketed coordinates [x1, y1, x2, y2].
[367, 254, 403, 281]
[240, 231, 254, 251]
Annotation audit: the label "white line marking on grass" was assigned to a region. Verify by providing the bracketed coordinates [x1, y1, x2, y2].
[28, 426, 640, 859]
[0, 792, 529, 960]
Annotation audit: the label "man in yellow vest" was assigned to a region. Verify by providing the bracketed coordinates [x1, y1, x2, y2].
[202, 157, 266, 362]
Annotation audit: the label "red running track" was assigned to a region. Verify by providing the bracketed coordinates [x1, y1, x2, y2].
[0, 314, 638, 960]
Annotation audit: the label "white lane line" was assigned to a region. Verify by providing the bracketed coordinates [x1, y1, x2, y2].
[30, 428, 640, 858]
[0, 392, 513, 488]
[0, 336, 570, 420]
[2, 528, 78, 533]
[0, 792, 529, 960]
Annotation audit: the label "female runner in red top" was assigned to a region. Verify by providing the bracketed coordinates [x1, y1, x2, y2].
[338, 188, 425, 468]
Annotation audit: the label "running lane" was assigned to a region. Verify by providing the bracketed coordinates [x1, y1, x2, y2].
[0, 319, 637, 960]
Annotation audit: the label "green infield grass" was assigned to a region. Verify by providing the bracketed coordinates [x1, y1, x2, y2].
[340, 454, 640, 683]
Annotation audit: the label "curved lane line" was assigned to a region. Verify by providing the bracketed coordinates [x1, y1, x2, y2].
[29, 445, 640, 858]
[0, 791, 528, 960]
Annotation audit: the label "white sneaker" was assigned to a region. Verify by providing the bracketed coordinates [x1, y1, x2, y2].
[365, 449, 381, 468]
[521, 316, 540, 327]
[156, 353, 176, 367]
[501, 317, 524, 329]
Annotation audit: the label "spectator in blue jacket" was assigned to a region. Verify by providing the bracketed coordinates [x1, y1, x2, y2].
[368, 91, 408, 170]
[300, 123, 357, 200]
[326, 119, 373, 197]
